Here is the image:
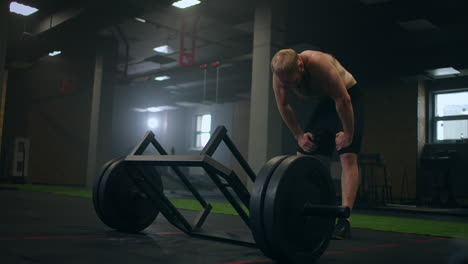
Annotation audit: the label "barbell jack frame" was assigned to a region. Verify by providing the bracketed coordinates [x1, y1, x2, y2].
[122, 126, 256, 245]
[129, 130, 210, 209]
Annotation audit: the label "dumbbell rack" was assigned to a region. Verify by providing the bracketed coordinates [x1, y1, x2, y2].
[123, 125, 258, 247]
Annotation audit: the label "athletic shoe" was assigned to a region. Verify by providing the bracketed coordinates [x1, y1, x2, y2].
[332, 218, 352, 240]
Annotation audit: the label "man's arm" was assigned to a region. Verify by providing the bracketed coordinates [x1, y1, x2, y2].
[311, 56, 354, 141]
[272, 75, 303, 140]
[333, 90, 354, 141]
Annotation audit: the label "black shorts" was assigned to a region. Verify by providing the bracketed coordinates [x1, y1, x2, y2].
[297, 84, 364, 157]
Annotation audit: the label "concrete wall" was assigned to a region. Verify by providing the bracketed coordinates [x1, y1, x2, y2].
[360, 80, 419, 202]
[1, 39, 117, 186]
[3, 50, 95, 185]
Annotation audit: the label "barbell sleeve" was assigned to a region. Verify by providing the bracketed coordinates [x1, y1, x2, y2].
[303, 205, 350, 219]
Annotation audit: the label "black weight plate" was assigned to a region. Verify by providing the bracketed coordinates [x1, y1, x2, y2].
[95, 159, 163, 232]
[263, 155, 336, 263]
[93, 157, 123, 224]
[250, 155, 289, 257]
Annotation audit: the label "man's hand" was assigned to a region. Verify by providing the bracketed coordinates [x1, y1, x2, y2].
[335, 132, 352, 151]
[298, 132, 317, 152]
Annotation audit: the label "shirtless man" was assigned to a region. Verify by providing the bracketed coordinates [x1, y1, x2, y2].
[271, 49, 363, 239]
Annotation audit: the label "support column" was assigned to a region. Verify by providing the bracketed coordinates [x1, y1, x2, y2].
[416, 80, 426, 202]
[86, 52, 104, 187]
[248, 0, 288, 175]
[0, 0, 9, 178]
[416, 80, 426, 160]
[0, 71, 7, 161]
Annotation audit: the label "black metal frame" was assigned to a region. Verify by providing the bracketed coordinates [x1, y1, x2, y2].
[124, 125, 256, 246]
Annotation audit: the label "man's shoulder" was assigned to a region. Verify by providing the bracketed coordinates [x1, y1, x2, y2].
[300, 50, 324, 65]
[300, 49, 325, 56]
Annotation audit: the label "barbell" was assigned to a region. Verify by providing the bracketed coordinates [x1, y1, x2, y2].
[92, 127, 349, 263]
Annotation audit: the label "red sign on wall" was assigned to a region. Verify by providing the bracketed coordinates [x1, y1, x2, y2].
[61, 74, 76, 93]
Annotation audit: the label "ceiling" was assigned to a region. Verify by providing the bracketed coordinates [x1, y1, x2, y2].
[5, 0, 468, 107]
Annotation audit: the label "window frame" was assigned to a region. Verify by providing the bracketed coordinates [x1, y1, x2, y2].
[194, 114, 212, 149]
[428, 88, 468, 143]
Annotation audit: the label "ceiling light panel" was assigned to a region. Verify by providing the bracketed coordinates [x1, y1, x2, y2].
[172, 0, 201, 9]
[9, 2, 38, 16]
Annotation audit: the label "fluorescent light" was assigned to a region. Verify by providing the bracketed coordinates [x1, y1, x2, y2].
[155, 76, 170, 81]
[153, 45, 174, 54]
[134, 106, 178, 113]
[153, 45, 169, 53]
[175, 101, 204, 107]
[147, 106, 178, 112]
[9, 2, 38, 16]
[147, 107, 159, 113]
[172, 0, 200, 9]
[134, 17, 146, 23]
[48, 51, 61, 56]
[427, 67, 460, 77]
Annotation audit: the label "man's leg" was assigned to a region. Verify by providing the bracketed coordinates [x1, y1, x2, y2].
[339, 152, 359, 217]
[332, 152, 359, 240]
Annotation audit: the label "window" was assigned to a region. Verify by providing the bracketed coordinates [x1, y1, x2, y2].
[431, 90, 468, 142]
[195, 114, 212, 148]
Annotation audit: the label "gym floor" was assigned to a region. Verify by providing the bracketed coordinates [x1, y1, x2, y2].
[2, 188, 467, 264]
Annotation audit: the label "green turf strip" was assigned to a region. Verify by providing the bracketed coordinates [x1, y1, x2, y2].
[1, 184, 92, 198]
[2, 184, 467, 239]
[351, 214, 468, 239]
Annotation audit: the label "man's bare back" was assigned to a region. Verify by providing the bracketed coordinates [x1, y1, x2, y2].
[295, 50, 357, 97]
